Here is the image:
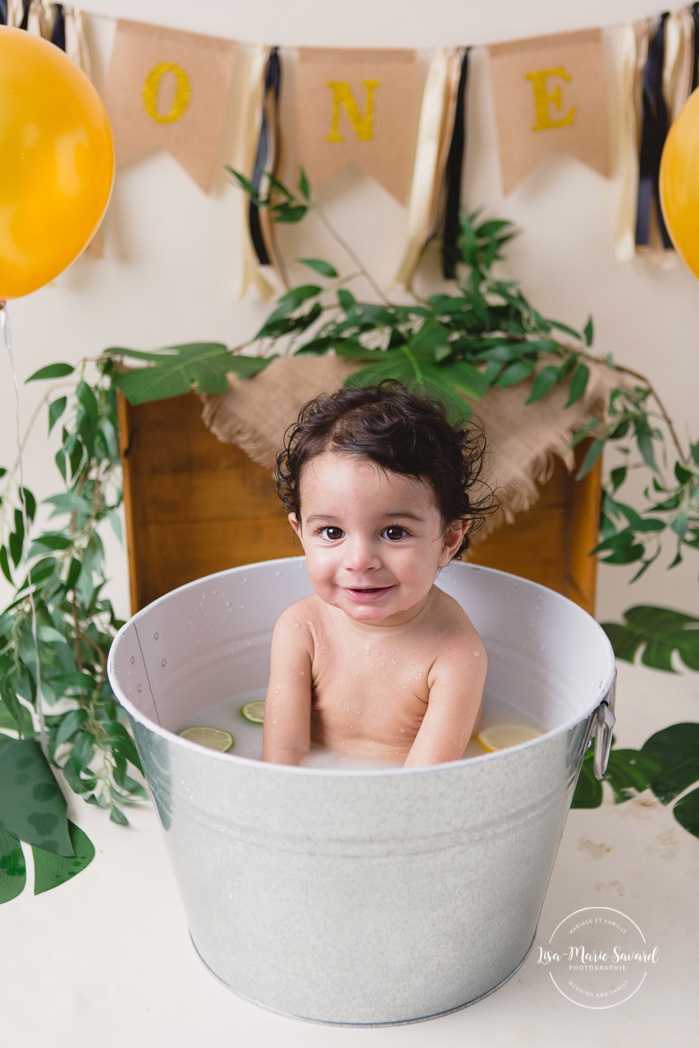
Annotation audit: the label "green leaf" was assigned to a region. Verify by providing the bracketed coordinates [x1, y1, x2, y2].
[673, 787, 699, 838]
[440, 360, 491, 400]
[334, 342, 387, 361]
[0, 545, 12, 585]
[298, 169, 311, 200]
[299, 258, 338, 278]
[226, 168, 259, 198]
[0, 738, 73, 856]
[583, 316, 594, 346]
[45, 673, 96, 698]
[408, 318, 452, 355]
[109, 344, 270, 405]
[271, 203, 308, 223]
[337, 288, 356, 313]
[575, 438, 605, 479]
[32, 820, 95, 894]
[494, 360, 536, 388]
[0, 828, 26, 904]
[274, 284, 322, 311]
[28, 533, 73, 557]
[20, 488, 36, 522]
[610, 465, 627, 492]
[571, 751, 603, 808]
[26, 362, 74, 383]
[573, 740, 661, 807]
[603, 748, 661, 803]
[48, 396, 68, 434]
[525, 365, 560, 405]
[566, 362, 590, 407]
[52, 707, 88, 747]
[641, 723, 699, 805]
[9, 511, 24, 567]
[601, 606, 699, 671]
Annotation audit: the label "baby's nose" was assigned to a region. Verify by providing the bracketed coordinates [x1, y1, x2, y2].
[344, 535, 380, 571]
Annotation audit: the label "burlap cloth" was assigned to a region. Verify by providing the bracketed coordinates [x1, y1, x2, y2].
[201, 355, 620, 535]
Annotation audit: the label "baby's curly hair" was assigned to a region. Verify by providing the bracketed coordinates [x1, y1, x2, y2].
[275, 380, 497, 557]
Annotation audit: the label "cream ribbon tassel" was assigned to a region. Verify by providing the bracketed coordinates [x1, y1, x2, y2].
[394, 49, 460, 290]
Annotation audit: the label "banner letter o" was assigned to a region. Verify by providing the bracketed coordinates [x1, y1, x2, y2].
[142, 62, 191, 124]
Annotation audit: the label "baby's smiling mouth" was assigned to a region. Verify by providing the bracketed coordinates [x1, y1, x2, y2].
[343, 585, 393, 600]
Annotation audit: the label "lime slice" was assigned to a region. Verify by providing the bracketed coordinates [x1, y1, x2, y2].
[178, 725, 234, 752]
[241, 700, 265, 724]
[477, 723, 543, 752]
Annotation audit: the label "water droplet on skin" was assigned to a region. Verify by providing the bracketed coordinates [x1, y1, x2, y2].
[154, 632, 159, 640]
[161, 658, 166, 667]
[137, 684, 142, 692]
[130, 655, 135, 664]
[274, 571, 281, 577]
[472, 650, 480, 657]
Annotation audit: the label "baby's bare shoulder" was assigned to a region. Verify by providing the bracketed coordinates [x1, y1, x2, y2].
[433, 587, 480, 630]
[273, 595, 321, 637]
[430, 589, 487, 661]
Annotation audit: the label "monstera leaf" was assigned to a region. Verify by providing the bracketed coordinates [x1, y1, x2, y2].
[0, 737, 95, 902]
[601, 606, 699, 672]
[572, 723, 699, 839]
[107, 343, 273, 404]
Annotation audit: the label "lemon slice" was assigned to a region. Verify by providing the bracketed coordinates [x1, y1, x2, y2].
[240, 700, 266, 724]
[178, 726, 234, 751]
[477, 723, 543, 752]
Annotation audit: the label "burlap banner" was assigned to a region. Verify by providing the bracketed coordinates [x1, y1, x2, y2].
[105, 20, 236, 192]
[296, 47, 417, 203]
[488, 28, 611, 195]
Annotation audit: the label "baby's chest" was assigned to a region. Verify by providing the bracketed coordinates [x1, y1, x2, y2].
[311, 637, 431, 717]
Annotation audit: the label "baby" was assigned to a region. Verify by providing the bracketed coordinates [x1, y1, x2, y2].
[262, 380, 495, 768]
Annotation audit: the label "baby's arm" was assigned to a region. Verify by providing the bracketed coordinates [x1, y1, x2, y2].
[262, 606, 313, 766]
[403, 633, 487, 768]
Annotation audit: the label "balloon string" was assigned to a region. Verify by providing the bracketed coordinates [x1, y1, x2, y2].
[0, 302, 48, 756]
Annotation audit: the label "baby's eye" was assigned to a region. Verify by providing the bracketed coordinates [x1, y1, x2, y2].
[320, 526, 344, 541]
[382, 525, 408, 541]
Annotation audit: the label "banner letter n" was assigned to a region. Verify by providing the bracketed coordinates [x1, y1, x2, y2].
[326, 79, 380, 142]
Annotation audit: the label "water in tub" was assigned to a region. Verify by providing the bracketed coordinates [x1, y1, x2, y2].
[178, 691, 545, 769]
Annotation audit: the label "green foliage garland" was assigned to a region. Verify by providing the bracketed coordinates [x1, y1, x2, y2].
[1, 174, 697, 903]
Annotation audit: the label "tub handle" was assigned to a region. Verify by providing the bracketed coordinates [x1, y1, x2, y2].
[590, 674, 616, 780]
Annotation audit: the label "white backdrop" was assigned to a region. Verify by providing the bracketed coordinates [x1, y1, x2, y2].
[1, 0, 696, 623]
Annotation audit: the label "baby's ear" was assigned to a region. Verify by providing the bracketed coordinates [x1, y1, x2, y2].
[439, 520, 469, 566]
[288, 513, 302, 541]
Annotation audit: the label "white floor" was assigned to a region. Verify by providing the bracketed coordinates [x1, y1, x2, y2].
[3, 660, 697, 1048]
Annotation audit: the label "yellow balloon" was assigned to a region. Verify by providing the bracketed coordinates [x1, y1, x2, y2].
[0, 27, 114, 300]
[660, 87, 699, 280]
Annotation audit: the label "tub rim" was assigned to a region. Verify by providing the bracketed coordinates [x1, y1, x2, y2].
[107, 557, 616, 779]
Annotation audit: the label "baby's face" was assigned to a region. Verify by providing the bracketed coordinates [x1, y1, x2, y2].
[289, 451, 467, 628]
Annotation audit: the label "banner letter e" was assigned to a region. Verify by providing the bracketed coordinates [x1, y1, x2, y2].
[525, 67, 576, 131]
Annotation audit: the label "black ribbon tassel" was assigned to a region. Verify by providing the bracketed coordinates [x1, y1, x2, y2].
[249, 47, 281, 267]
[441, 48, 470, 279]
[635, 12, 673, 249]
[51, 4, 66, 51]
[691, 3, 699, 93]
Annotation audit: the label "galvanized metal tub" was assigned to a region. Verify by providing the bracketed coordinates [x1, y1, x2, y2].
[107, 558, 616, 1026]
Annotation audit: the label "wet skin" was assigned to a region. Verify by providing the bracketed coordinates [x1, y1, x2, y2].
[262, 452, 487, 767]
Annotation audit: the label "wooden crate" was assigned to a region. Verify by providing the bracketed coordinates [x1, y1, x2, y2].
[118, 392, 601, 615]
